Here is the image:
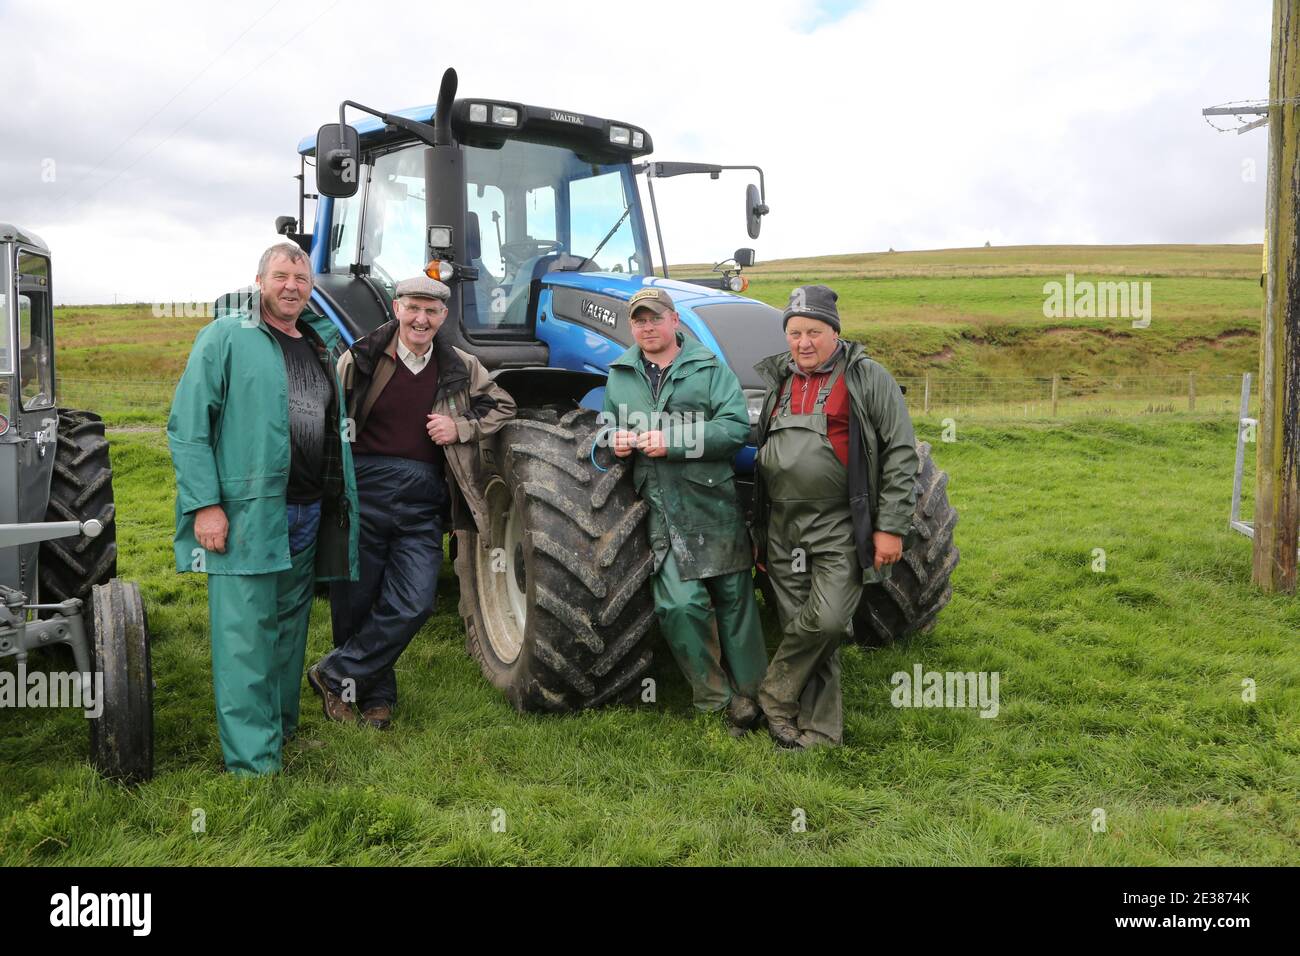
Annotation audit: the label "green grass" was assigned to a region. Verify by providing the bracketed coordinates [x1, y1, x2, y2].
[1, 416, 1295, 865]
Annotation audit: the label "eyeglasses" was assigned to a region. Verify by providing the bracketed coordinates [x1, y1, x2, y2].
[629, 313, 669, 328]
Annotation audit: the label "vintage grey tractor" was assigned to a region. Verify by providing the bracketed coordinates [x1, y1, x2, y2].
[0, 223, 153, 782]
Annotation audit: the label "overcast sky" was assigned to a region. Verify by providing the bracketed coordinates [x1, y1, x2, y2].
[0, 0, 1271, 303]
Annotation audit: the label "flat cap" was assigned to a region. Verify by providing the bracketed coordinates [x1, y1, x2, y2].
[395, 275, 451, 300]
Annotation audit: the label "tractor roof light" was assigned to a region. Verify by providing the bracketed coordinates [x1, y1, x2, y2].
[491, 105, 519, 127]
[609, 125, 630, 145]
[631, 130, 644, 149]
[469, 103, 488, 123]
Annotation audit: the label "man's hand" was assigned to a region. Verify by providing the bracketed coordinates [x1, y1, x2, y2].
[872, 530, 903, 571]
[611, 430, 637, 458]
[194, 504, 229, 554]
[426, 413, 459, 445]
[636, 430, 669, 458]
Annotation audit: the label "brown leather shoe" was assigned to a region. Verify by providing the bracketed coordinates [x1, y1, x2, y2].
[307, 663, 355, 724]
[360, 702, 392, 730]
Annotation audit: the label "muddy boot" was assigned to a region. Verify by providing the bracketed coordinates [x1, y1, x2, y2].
[725, 695, 762, 737]
[767, 714, 801, 749]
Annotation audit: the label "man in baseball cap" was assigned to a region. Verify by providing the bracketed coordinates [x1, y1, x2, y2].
[310, 274, 515, 730]
[603, 286, 768, 736]
[751, 284, 918, 750]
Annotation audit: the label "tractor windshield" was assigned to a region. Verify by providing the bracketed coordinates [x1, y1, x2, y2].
[357, 140, 651, 334]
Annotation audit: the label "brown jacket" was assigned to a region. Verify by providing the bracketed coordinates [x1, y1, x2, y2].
[336, 320, 515, 535]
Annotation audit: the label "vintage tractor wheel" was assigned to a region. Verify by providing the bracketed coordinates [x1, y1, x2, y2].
[853, 441, 959, 645]
[455, 407, 657, 712]
[39, 409, 117, 605]
[89, 579, 154, 783]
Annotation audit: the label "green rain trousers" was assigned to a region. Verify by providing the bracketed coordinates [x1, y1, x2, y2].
[207, 542, 317, 775]
[757, 361, 862, 746]
[654, 551, 767, 711]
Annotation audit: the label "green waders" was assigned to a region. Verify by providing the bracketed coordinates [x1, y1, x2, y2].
[653, 551, 767, 712]
[757, 361, 862, 746]
[206, 542, 317, 775]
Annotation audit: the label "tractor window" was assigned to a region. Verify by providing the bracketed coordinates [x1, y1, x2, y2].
[328, 185, 364, 274]
[362, 148, 427, 297]
[17, 251, 54, 411]
[467, 183, 505, 279]
[570, 171, 638, 273]
[526, 186, 557, 241]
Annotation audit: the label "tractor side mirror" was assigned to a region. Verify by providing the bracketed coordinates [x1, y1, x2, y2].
[745, 183, 769, 240]
[275, 216, 297, 236]
[734, 248, 756, 268]
[316, 124, 362, 199]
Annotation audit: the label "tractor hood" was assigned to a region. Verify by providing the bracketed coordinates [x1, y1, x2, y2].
[540, 272, 787, 389]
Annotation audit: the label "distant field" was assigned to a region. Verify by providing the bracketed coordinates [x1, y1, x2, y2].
[53, 244, 1264, 419]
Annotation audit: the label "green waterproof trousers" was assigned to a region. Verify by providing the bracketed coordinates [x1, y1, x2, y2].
[206, 541, 317, 775]
[653, 551, 768, 711]
[756, 361, 862, 746]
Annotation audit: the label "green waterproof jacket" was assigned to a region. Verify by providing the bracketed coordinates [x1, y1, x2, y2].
[167, 302, 360, 581]
[603, 333, 751, 581]
[752, 339, 918, 584]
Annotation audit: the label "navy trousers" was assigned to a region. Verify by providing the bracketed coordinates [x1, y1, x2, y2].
[323, 455, 446, 709]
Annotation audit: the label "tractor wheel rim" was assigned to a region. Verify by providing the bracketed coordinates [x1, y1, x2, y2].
[477, 478, 525, 665]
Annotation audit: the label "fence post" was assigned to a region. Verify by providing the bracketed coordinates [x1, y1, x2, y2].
[1051, 374, 1059, 416]
[1188, 372, 1196, 411]
[923, 372, 930, 414]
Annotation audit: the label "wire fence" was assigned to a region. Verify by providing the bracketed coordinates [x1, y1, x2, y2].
[54, 372, 1253, 428]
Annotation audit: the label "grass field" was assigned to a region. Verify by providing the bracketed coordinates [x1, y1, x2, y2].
[4, 243, 1293, 866]
[58, 244, 1263, 411]
[0, 414, 1295, 865]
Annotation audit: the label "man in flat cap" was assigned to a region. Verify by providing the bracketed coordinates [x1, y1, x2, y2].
[604, 287, 767, 736]
[309, 275, 515, 729]
[752, 284, 918, 750]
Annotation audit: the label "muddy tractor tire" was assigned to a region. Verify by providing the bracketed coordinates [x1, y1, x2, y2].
[39, 409, 117, 605]
[89, 579, 153, 783]
[455, 407, 658, 712]
[853, 441, 959, 646]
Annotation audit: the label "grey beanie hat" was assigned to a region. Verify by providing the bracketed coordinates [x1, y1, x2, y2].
[782, 284, 841, 332]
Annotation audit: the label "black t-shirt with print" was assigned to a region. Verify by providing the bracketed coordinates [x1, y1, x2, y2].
[268, 323, 332, 503]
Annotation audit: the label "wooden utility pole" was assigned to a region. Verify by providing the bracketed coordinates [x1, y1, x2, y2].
[1255, 0, 1300, 593]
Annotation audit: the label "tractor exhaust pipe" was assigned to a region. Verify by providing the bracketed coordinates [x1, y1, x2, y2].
[434, 68, 458, 146]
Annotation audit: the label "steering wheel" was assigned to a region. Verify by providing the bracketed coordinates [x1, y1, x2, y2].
[501, 238, 562, 273]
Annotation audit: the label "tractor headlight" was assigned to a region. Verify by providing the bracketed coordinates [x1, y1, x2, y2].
[609, 125, 630, 145]
[727, 275, 748, 293]
[631, 130, 644, 149]
[491, 105, 519, 127]
[425, 260, 454, 282]
[469, 103, 488, 123]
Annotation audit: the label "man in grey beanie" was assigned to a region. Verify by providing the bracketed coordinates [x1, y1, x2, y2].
[751, 284, 918, 750]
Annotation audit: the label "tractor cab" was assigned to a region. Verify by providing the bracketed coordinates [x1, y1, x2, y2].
[280, 69, 785, 412]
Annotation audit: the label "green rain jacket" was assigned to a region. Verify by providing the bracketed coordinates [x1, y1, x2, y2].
[752, 339, 919, 584]
[167, 301, 360, 581]
[603, 333, 751, 581]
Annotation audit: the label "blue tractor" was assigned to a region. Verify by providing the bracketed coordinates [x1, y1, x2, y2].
[271, 69, 956, 712]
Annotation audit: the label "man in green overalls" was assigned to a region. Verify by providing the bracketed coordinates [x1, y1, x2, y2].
[168, 242, 360, 775]
[603, 287, 767, 735]
[753, 285, 918, 750]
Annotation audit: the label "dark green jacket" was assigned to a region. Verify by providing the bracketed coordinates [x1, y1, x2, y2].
[603, 334, 751, 581]
[752, 339, 918, 583]
[167, 302, 360, 581]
